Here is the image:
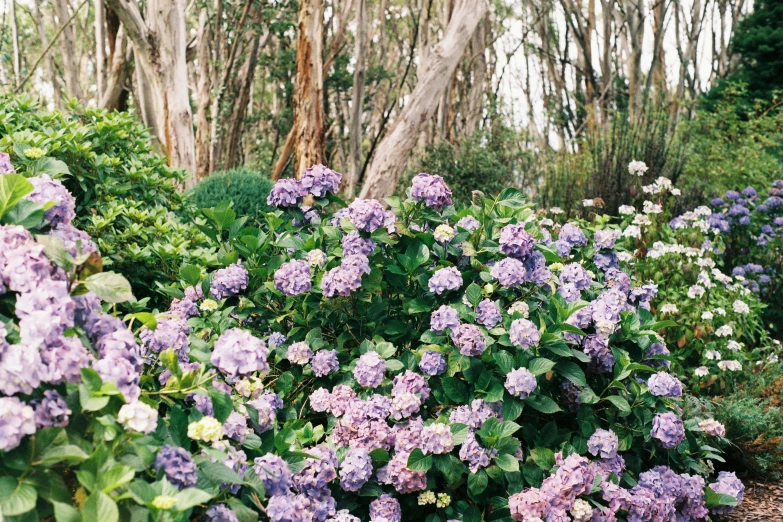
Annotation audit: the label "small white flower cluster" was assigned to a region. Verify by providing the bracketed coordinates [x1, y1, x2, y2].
[628, 160, 649, 176]
[643, 201, 663, 214]
[687, 285, 706, 299]
[619, 205, 635, 215]
[733, 300, 750, 315]
[660, 303, 679, 314]
[642, 176, 679, 195]
[718, 360, 742, 371]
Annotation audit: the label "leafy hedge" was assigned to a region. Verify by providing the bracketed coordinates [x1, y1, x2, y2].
[190, 168, 274, 224]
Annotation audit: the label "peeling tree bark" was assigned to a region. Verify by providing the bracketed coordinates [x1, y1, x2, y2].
[99, 26, 129, 110]
[348, 0, 367, 196]
[292, 0, 325, 178]
[359, 0, 490, 201]
[55, 0, 84, 100]
[95, 0, 106, 96]
[105, 0, 196, 182]
[195, 8, 211, 181]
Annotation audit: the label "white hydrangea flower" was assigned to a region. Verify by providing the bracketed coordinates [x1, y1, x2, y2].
[633, 214, 652, 226]
[628, 160, 649, 176]
[118, 402, 159, 434]
[705, 350, 721, 361]
[694, 366, 709, 377]
[583, 199, 595, 208]
[713, 307, 726, 316]
[617, 252, 634, 262]
[671, 188, 682, 196]
[718, 360, 741, 371]
[307, 249, 327, 267]
[619, 205, 636, 215]
[418, 492, 436, 505]
[623, 225, 642, 239]
[701, 311, 714, 320]
[571, 499, 593, 522]
[433, 224, 455, 242]
[733, 300, 750, 315]
[727, 340, 742, 351]
[508, 301, 530, 318]
[660, 303, 679, 314]
[687, 285, 705, 299]
[715, 325, 733, 337]
[550, 207, 563, 215]
[643, 201, 662, 214]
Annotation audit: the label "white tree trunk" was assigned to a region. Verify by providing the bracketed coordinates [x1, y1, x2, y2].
[55, 0, 84, 100]
[105, 0, 196, 180]
[9, 0, 21, 87]
[95, 0, 107, 96]
[348, 0, 367, 196]
[99, 26, 128, 110]
[359, 0, 490, 201]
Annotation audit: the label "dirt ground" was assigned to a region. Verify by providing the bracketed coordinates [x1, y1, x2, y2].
[720, 479, 783, 521]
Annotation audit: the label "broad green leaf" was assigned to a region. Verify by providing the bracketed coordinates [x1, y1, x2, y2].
[466, 283, 483, 306]
[84, 272, 134, 303]
[467, 469, 488, 495]
[209, 389, 234, 423]
[605, 395, 631, 415]
[494, 453, 520, 473]
[52, 501, 81, 522]
[2, 199, 44, 228]
[529, 447, 555, 470]
[199, 461, 244, 484]
[528, 358, 556, 376]
[442, 377, 470, 403]
[555, 361, 587, 387]
[0, 174, 33, 219]
[406, 448, 433, 471]
[36, 445, 89, 465]
[0, 477, 36, 516]
[525, 395, 562, 414]
[81, 491, 119, 522]
[173, 488, 212, 511]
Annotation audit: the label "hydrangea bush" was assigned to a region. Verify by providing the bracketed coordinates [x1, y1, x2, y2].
[0, 154, 744, 521]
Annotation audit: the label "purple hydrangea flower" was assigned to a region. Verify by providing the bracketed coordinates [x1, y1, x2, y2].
[583, 335, 615, 374]
[321, 256, 367, 297]
[560, 263, 593, 290]
[456, 215, 481, 231]
[293, 445, 338, 494]
[50, 224, 98, 258]
[428, 266, 462, 294]
[419, 350, 446, 375]
[139, 317, 191, 360]
[369, 494, 401, 522]
[92, 354, 140, 402]
[300, 164, 342, 197]
[267, 493, 312, 522]
[155, 445, 198, 489]
[647, 372, 683, 398]
[499, 224, 535, 260]
[651, 411, 685, 449]
[459, 432, 496, 473]
[268, 178, 305, 207]
[223, 411, 249, 442]
[430, 305, 460, 334]
[505, 367, 537, 399]
[559, 223, 588, 246]
[27, 174, 76, 226]
[0, 342, 44, 395]
[490, 257, 527, 287]
[274, 260, 312, 296]
[0, 152, 13, 173]
[451, 324, 486, 356]
[0, 397, 36, 451]
[211, 328, 269, 380]
[210, 263, 249, 299]
[311, 350, 339, 376]
[354, 351, 386, 388]
[327, 510, 360, 522]
[339, 448, 373, 491]
[709, 472, 744, 515]
[587, 428, 619, 459]
[349, 199, 385, 233]
[419, 423, 453, 455]
[287, 342, 314, 365]
[40, 336, 93, 384]
[594, 229, 621, 250]
[476, 299, 501, 328]
[254, 454, 293, 496]
[204, 505, 240, 522]
[410, 173, 453, 211]
[509, 318, 541, 349]
[33, 390, 71, 428]
[342, 231, 375, 256]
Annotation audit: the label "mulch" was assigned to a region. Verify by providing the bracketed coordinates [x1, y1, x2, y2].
[719, 479, 783, 521]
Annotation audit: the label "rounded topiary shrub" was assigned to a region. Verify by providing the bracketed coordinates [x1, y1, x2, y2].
[192, 168, 274, 221]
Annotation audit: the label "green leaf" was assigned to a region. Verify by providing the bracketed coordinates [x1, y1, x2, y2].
[81, 492, 118, 522]
[209, 390, 234, 423]
[442, 377, 470, 403]
[97, 465, 135, 493]
[704, 486, 739, 508]
[529, 447, 555, 470]
[0, 174, 33, 219]
[605, 395, 631, 415]
[466, 283, 483, 306]
[406, 448, 433, 471]
[52, 501, 81, 522]
[84, 272, 134, 303]
[463, 505, 482, 522]
[36, 445, 89, 465]
[398, 242, 430, 272]
[127, 312, 157, 330]
[467, 469, 488, 495]
[1, 199, 44, 228]
[494, 453, 520, 472]
[555, 361, 587, 387]
[451, 423, 470, 445]
[199, 461, 244, 484]
[525, 395, 562, 414]
[0, 477, 36, 516]
[173, 488, 212, 511]
[528, 358, 556, 376]
[179, 264, 202, 286]
[497, 421, 522, 438]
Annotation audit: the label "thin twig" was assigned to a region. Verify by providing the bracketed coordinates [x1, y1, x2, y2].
[15, 0, 89, 92]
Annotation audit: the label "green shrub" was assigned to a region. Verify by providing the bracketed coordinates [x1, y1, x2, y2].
[191, 168, 274, 222]
[0, 94, 209, 307]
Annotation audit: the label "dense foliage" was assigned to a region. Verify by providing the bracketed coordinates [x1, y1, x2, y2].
[728, 0, 783, 102]
[0, 155, 746, 522]
[191, 168, 275, 224]
[0, 96, 214, 307]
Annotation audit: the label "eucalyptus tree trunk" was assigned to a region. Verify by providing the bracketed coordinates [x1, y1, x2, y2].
[95, 0, 106, 96]
[99, 27, 129, 110]
[55, 0, 85, 100]
[33, 0, 63, 108]
[195, 8, 212, 181]
[105, 0, 197, 181]
[360, 0, 490, 201]
[9, 0, 21, 87]
[348, 0, 367, 196]
[292, 0, 325, 177]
